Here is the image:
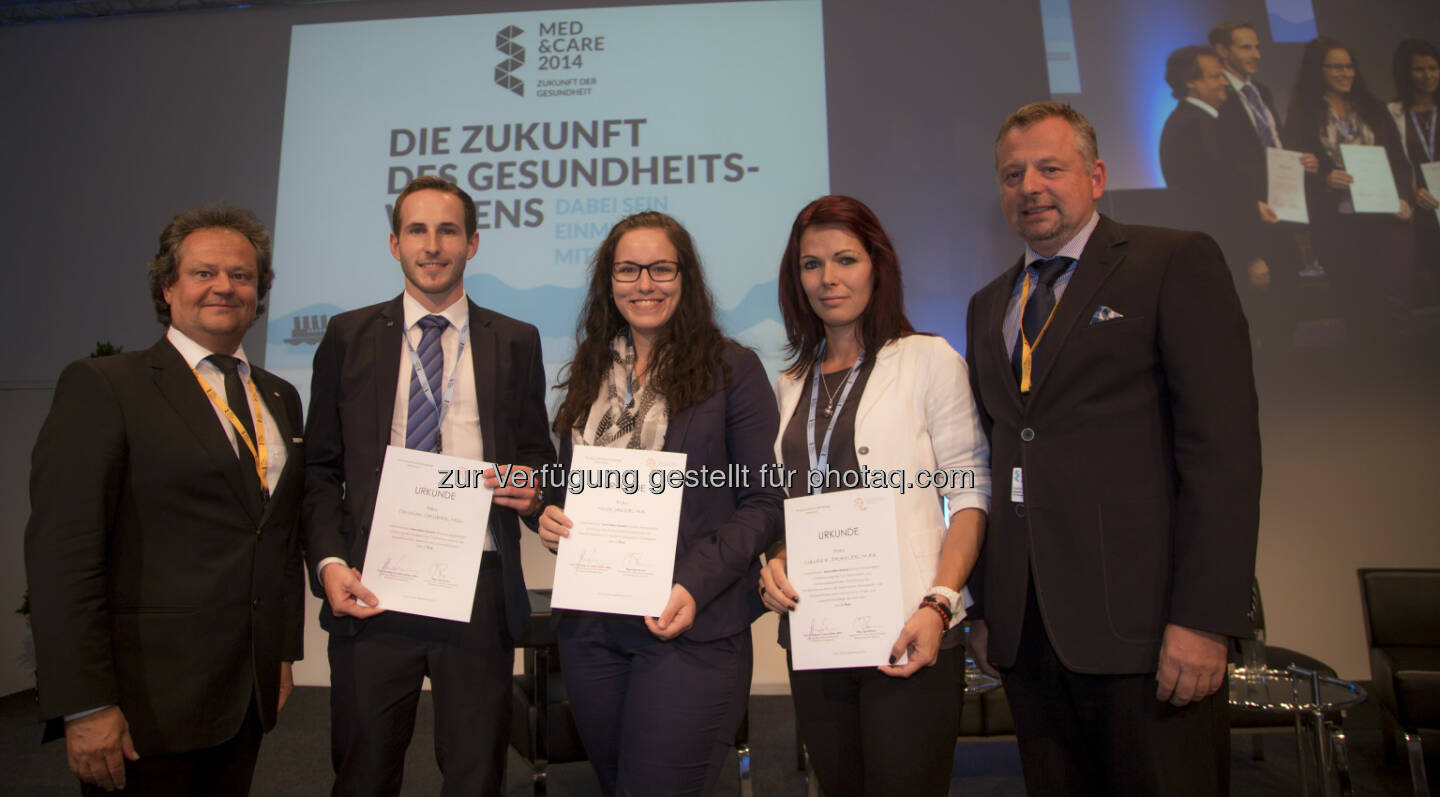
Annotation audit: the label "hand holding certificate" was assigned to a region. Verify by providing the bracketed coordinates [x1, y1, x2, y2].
[785, 488, 907, 671]
[361, 445, 496, 622]
[1266, 149, 1309, 224]
[550, 445, 687, 617]
[1422, 163, 1440, 227]
[1340, 143, 1402, 213]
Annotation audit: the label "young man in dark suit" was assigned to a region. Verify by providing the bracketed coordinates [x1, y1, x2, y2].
[26, 205, 306, 794]
[966, 102, 1262, 795]
[302, 175, 555, 796]
[1211, 20, 1321, 352]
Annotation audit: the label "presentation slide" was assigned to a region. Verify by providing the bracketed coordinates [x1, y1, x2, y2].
[265, 0, 829, 405]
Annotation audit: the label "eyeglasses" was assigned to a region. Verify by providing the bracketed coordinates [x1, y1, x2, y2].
[613, 260, 681, 282]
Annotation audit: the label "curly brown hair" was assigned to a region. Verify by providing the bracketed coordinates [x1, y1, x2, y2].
[552, 211, 730, 435]
[147, 204, 273, 325]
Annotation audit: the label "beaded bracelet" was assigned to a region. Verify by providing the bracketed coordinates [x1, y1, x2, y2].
[918, 597, 951, 632]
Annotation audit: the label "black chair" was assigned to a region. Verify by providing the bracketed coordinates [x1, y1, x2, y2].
[510, 589, 753, 796]
[510, 590, 588, 795]
[1229, 579, 1348, 765]
[1359, 568, 1440, 797]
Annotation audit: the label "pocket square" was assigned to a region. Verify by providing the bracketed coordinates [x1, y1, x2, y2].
[1090, 306, 1124, 324]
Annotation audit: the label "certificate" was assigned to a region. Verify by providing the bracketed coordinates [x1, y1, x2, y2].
[551, 445, 687, 617]
[1341, 144, 1401, 213]
[786, 488, 907, 671]
[361, 445, 495, 622]
[1266, 149, 1309, 224]
[1422, 162, 1440, 227]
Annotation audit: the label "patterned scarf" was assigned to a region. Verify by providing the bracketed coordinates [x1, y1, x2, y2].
[574, 334, 669, 450]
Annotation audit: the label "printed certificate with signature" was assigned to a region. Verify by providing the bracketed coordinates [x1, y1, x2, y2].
[550, 445, 687, 617]
[361, 446, 496, 622]
[785, 488, 907, 670]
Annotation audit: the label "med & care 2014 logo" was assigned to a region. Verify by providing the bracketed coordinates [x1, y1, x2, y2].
[494, 19, 605, 98]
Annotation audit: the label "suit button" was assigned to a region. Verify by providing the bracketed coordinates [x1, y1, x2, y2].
[252, 598, 260, 608]
[1014, 504, 1026, 517]
[857, 446, 869, 455]
[1020, 428, 1035, 442]
[255, 528, 262, 536]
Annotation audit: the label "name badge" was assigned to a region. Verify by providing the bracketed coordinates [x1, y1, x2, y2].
[1011, 467, 1024, 504]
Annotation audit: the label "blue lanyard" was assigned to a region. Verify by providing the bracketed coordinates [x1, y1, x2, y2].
[805, 341, 865, 494]
[1411, 107, 1437, 163]
[403, 317, 469, 453]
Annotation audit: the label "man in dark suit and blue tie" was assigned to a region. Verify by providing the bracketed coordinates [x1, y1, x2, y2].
[966, 102, 1262, 795]
[302, 175, 555, 796]
[1210, 20, 1321, 353]
[26, 205, 306, 794]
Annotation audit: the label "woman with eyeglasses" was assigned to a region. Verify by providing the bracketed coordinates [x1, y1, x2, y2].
[1286, 37, 1414, 352]
[1388, 39, 1440, 290]
[536, 211, 783, 796]
[758, 195, 991, 796]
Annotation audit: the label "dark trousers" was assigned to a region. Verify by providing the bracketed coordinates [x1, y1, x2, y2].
[1313, 212, 1415, 357]
[1002, 586, 1231, 797]
[80, 699, 263, 796]
[788, 646, 963, 797]
[556, 613, 751, 797]
[327, 559, 512, 797]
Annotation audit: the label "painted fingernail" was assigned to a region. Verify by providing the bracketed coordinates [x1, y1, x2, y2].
[888, 654, 897, 665]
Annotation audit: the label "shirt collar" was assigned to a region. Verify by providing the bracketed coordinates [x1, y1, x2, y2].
[1024, 211, 1101, 269]
[1186, 96, 1221, 119]
[1224, 70, 1250, 93]
[402, 290, 469, 332]
[167, 326, 249, 372]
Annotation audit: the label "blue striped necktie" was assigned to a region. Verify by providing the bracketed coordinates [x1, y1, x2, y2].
[1241, 84, 1278, 148]
[405, 314, 449, 452]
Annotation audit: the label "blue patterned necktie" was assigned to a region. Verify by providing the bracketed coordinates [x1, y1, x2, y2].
[405, 315, 449, 452]
[1241, 84, 1278, 148]
[1011, 256, 1074, 384]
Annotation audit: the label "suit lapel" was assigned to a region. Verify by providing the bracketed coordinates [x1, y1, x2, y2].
[663, 392, 698, 452]
[374, 296, 404, 458]
[468, 301, 499, 462]
[1027, 216, 1128, 395]
[148, 339, 262, 523]
[251, 369, 298, 526]
[986, 258, 1026, 410]
[854, 342, 898, 428]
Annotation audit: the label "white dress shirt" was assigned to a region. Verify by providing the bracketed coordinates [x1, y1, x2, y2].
[1224, 70, 1283, 147]
[1003, 211, 1101, 353]
[166, 325, 289, 487]
[318, 290, 494, 582]
[392, 292, 492, 552]
[1186, 96, 1221, 119]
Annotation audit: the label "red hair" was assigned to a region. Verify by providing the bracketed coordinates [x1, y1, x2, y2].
[777, 195, 914, 378]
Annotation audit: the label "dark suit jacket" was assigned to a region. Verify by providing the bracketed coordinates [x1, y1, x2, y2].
[1161, 101, 1249, 261]
[964, 217, 1262, 674]
[556, 342, 783, 642]
[302, 295, 555, 640]
[25, 338, 305, 754]
[1165, 98, 1290, 280]
[1216, 80, 1281, 204]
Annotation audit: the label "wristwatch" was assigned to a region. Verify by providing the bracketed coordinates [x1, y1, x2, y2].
[926, 585, 961, 609]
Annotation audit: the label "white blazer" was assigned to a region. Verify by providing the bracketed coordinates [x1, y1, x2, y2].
[774, 334, 992, 616]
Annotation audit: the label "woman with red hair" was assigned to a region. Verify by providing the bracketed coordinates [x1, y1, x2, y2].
[759, 195, 991, 795]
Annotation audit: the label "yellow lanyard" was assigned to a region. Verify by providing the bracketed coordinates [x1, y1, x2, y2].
[1017, 271, 1061, 394]
[190, 366, 269, 492]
